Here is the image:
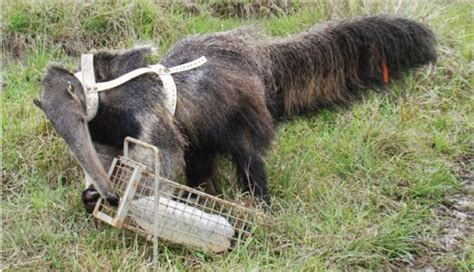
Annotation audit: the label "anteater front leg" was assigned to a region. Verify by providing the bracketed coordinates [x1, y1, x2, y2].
[184, 148, 217, 194]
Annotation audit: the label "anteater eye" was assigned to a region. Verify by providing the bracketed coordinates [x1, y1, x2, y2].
[66, 80, 75, 93]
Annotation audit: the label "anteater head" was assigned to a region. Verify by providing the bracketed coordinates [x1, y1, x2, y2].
[34, 66, 118, 205]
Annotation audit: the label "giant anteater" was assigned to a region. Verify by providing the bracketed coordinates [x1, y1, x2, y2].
[34, 16, 436, 212]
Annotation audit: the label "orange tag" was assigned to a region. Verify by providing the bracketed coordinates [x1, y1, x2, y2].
[381, 61, 389, 84]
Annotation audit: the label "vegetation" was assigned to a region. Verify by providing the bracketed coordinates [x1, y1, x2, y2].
[2, 1, 473, 270]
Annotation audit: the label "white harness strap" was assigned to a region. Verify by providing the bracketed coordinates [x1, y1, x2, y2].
[75, 54, 99, 121]
[74, 54, 207, 121]
[152, 64, 177, 116]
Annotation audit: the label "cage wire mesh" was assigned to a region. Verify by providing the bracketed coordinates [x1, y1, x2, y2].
[93, 137, 260, 256]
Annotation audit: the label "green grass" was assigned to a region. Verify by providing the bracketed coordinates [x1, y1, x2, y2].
[2, 0, 473, 270]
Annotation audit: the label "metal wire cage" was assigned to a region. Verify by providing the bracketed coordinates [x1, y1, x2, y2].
[93, 137, 259, 256]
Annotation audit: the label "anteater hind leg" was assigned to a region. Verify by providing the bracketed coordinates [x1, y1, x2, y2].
[231, 149, 269, 205]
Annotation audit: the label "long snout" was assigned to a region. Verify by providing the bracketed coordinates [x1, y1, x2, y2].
[61, 121, 116, 200]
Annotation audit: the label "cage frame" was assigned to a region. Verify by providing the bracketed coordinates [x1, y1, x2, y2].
[93, 136, 162, 260]
[93, 136, 260, 261]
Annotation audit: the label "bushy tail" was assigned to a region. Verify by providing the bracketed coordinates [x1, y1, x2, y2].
[265, 16, 436, 116]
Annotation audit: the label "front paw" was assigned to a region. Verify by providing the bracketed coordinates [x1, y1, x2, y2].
[82, 186, 120, 213]
[82, 186, 100, 213]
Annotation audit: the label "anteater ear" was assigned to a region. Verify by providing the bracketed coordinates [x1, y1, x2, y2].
[33, 98, 43, 110]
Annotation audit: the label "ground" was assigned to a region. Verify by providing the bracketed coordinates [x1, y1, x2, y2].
[2, 1, 473, 270]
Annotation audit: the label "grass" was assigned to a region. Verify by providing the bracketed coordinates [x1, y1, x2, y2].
[2, 0, 473, 270]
